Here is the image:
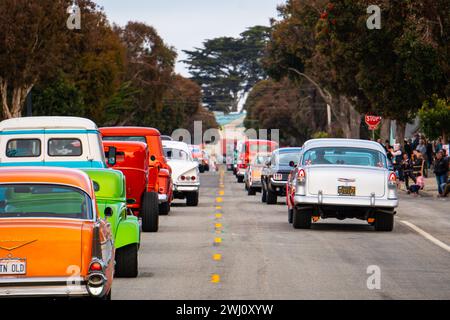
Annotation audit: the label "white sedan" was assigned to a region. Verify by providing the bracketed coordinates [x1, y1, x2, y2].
[163, 141, 200, 206]
[288, 139, 398, 231]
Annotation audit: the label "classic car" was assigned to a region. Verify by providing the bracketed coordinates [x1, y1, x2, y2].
[261, 148, 302, 204]
[100, 127, 173, 216]
[287, 139, 398, 231]
[244, 153, 271, 196]
[0, 167, 114, 299]
[162, 141, 200, 206]
[236, 140, 279, 183]
[82, 168, 140, 277]
[103, 141, 159, 233]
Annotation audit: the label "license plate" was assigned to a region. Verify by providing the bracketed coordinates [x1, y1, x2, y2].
[338, 186, 356, 196]
[0, 259, 26, 275]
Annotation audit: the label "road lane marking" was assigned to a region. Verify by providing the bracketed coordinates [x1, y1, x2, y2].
[216, 197, 223, 203]
[215, 213, 223, 219]
[216, 206, 222, 210]
[214, 237, 222, 244]
[219, 190, 225, 196]
[215, 223, 223, 229]
[211, 274, 221, 283]
[401, 220, 450, 253]
[213, 254, 222, 261]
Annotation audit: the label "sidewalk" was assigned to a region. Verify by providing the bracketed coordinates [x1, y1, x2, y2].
[398, 176, 447, 199]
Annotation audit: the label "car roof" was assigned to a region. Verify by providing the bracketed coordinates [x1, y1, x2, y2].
[303, 139, 386, 153]
[0, 167, 95, 197]
[162, 141, 191, 153]
[100, 127, 161, 137]
[103, 140, 147, 151]
[274, 147, 303, 153]
[0, 117, 98, 131]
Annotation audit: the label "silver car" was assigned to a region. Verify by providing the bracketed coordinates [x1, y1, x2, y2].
[289, 139, 398, 231]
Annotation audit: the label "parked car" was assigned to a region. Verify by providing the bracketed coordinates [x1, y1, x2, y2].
[261, 148, 302, 204]
[201, 149, 210, 172]
[0, 167, 114, 299]
[161, 135, 173, 141]
[163, 141, 200, 206]
[244, 153, 271, 196]
[287, 139, 398, 231]
[103, 141, 159, 233]
[100, 127, 173, 216]
[236, 140, 279, 183]
[82, 168, 140, 277]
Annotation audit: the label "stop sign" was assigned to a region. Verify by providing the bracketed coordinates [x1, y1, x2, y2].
[365, 115, 382, 130]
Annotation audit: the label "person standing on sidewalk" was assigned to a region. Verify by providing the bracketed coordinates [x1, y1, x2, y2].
[416, 138, 428, 177]
[401, 153, 416, 189]
[433, 150, 449, 197]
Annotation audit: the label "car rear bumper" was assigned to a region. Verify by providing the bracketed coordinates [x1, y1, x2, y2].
[174, 184, 200, 192]
[0, 277, 89, 298]
[294, 194, 398, 209]
[158, 194, 168, 203]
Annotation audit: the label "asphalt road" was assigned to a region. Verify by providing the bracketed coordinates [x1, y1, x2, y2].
[113, 168, 450, 300]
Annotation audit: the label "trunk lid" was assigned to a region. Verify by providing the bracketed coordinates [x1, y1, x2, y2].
[0, 219, 84, 278]
[306, 166, 386, 197]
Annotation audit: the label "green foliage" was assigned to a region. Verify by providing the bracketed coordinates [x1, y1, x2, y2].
[183, 26, 271, 113]
[312, 131, 331, 139]
[419, 96, 450, 140]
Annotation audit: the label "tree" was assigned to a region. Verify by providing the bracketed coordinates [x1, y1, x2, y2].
[419, 95, 450, 141]
[183, 26, 271, 113]
[0, 0, 72, 118]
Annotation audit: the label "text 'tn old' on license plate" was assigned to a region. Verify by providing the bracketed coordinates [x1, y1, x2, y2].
[338, 186, 356, 196]
[0, 259, 26, 275]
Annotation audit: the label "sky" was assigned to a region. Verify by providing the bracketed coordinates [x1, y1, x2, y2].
[95, 0, 284, 76]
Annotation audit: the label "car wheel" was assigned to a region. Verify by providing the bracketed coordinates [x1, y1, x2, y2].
[141, 192, 159, 232]
[199, 166, 205, 173]
[102, 289, 112, 300]
[248, 187, 256, 196]
[266, 189, 277, 205]
[186, 191, 199, 206]
[159, 201, 170, 216]
[261, 189, 267, 203]
[205, 165, 210, 172]
[115, 243, 139, 278]
[288, 208, 293, 224]
[293, 207, 312, 229]
[374, 212, 394, 232]
[237, 176, 244, 183]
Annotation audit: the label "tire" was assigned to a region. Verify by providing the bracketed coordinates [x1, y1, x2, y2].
[199, 165, 205, 173]
[186, 191, 199, 206]
[115, 244, 139, 278]
[266, 189, 278, 205]
[141, 192, 159, 232]
[159, 201, 170, 216]
[261, 189, 267, 203]
[374, 212, 394, 232]
[205, 165, 210, 172]
[288, 208, 293, 224]
[237, 175, 244, 183]
[102, 289, 112, 300]
[248, 187, 256, 196]
[293, 207, 312, 229]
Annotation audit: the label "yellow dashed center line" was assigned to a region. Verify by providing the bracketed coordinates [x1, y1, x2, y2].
[213, 254, 222, 261]
[214, 237, 222, 244]
[216, 197, 223, 203]
[215, 213, 222, 219]
[211, 274, 221, 283]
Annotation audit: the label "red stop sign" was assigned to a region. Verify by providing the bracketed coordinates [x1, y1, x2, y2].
[365, 115, 382, 130]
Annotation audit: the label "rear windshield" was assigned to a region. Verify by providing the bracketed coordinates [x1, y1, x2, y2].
[6, 139, 41, 158]
[302, 147, 387, 168]
[48, 138, 82, 157]
[249, 143, 276, 153]
[275, 152, 301, 166]
[0, 184, 93, 219]
[164, 148, 190, 161]
[103, 136, 147, 143]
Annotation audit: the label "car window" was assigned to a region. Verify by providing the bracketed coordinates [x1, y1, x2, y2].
[103, 136, 147, 143]
[249, 144, 273, 153]
[164, 148, 190, 161]
[0, 184, 92, 220]
[6, 139, 41, 158]
[48, 139, 82, 157]
[302, 147, 387, 168]
[276, 152, 300, 166]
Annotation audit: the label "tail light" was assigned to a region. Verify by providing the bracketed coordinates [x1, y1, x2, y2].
[191, 176, 196, 181]
[388, 172, 397, 187]
[180, 176, 186, 181]
[297, 169, 306, 184]
[89, 261, 103, 272]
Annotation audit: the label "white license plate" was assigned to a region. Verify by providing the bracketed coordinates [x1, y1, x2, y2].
[0, 259, 26, 275]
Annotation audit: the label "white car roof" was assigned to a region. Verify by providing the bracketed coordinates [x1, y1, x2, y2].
[303, 139, 386, 154]
[162, 140, 191, 153]
[0, 117, 98, 131]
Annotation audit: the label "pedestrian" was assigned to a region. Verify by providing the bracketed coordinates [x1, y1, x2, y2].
[408, 173, 425, 196]
[433, 150, 449, 197]
[404, 139, 413, 158]
[412, 150, 425, 178]
[384, 140, 394, 161]
[435, 137, 443, 153]
[401, 153, 416, 189]
[411, 133, 420, 151]
[426, 139, 434, 169]
[391, 143, 403, 179]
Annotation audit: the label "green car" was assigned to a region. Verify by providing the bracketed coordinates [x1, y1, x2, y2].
[82, 169, 141, 278]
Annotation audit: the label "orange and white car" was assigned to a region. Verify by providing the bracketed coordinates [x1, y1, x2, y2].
[0, 167, 114, 299]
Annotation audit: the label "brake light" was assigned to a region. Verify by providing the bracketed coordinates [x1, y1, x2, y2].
[389, 172, 397, 183]
[297, 169, 306, 183]
[180, 176, 186, 181]
[90, 262, 102, 272]
[191, 176, 196, 181]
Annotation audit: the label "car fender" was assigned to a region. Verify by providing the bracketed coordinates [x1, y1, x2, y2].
[115, 215, 140, 249]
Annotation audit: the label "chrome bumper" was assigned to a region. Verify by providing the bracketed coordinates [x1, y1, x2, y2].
[158, 194, 168, 203]
[174, 184, 200, 192]
[0, 277, 89, 297]
[270, 179, 288, 187]
[294, 194, 398, 209]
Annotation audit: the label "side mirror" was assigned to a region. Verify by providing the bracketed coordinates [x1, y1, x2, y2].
[127, 199, 136, 205]
[107, 146, 117, 166]
[104, 207, 113, 218]
[150, 155, 156, 161]
[289, 161, 296, 168]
